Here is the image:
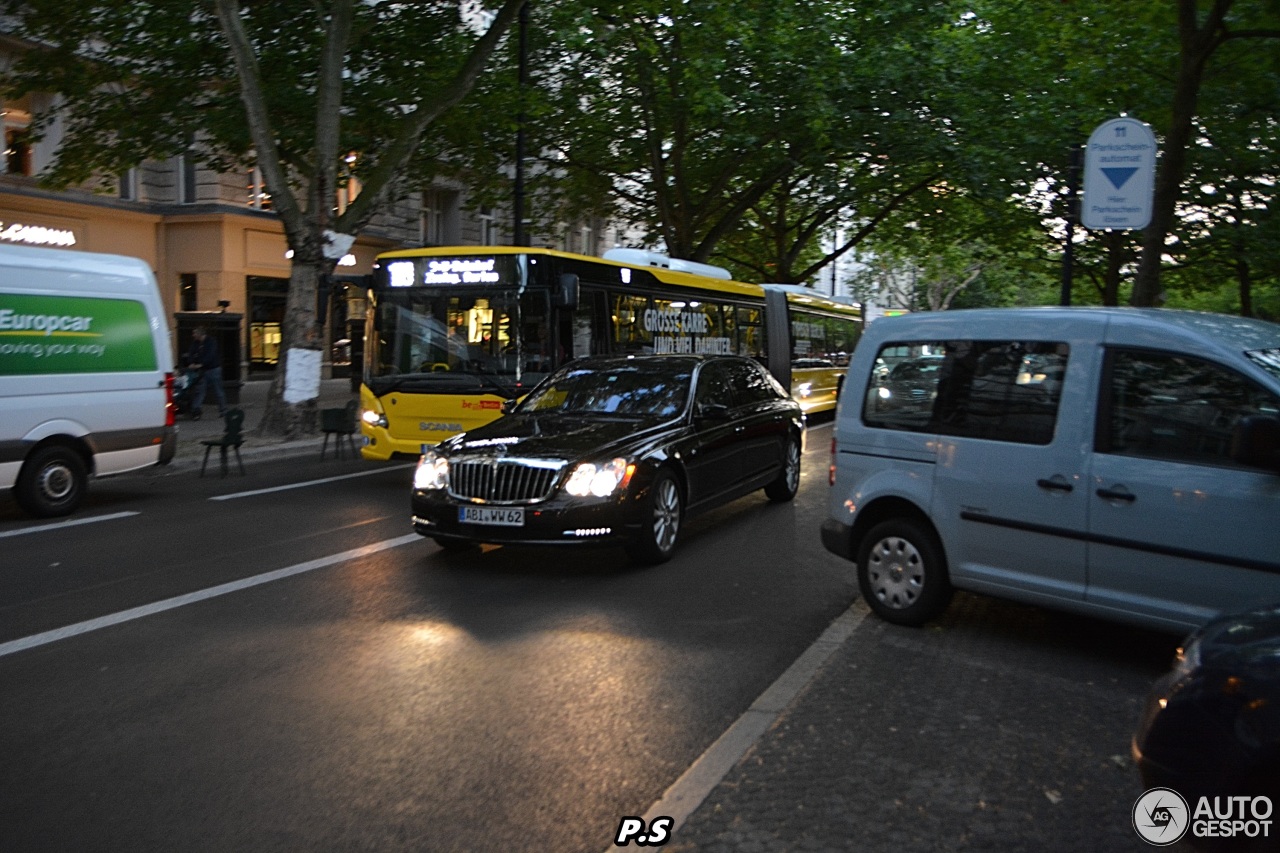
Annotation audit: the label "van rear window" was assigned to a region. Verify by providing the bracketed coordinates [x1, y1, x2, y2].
[864, 340, 1069, 445]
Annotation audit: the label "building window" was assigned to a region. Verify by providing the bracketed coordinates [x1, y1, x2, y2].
[178, 154, 197, 204]
[421, 189, 460, 245]
[479, 206, 499, 246]
[337, 152, 360, 215]
[119, 168, 139, 201]
[4, 117, 32, 176]
[247, 165, 271, 210]
[179, 273, 198, 311]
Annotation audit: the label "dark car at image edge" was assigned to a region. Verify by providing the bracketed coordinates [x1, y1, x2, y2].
[410, 354, 805, 564]
[1134, 603, 1280, 851]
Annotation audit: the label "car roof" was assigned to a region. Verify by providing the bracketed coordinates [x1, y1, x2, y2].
[866, 307, 1280, 358]
[561, 354, 752, 370]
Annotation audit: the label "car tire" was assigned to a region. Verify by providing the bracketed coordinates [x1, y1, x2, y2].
[16, 445, 87, 518]
[856, 518, 952, 626]
[764, 433, 801, 502]
[626, 469, 682, 565]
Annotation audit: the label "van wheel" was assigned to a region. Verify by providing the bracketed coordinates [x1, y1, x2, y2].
[764, 434, 801, 502]
[856, 518, 952, 626]
[16, 445, 87, 518]
[626, 469, 682, 565]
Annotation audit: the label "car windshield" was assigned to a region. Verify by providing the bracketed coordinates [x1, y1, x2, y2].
[517, 362, 691, 417]
[1246, 348, 1280, 382]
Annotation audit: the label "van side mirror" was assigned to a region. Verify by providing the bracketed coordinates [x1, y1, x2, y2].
[554, 273, 579, 308]
[1230, 415, 1280, 472]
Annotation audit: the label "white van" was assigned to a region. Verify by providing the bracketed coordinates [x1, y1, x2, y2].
[0, 244, 176, 517]
[821, 307, 1280, 634]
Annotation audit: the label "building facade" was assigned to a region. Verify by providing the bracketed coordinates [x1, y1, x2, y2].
[0, 36, 618, 379]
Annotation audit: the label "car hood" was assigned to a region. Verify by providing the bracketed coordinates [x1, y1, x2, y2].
[1194, 603, 1280, 680]
[441, 413, 678, 461]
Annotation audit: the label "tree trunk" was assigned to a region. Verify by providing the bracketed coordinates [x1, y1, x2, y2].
[1237, 256, 1254, 317]
[1131, 0, 1230, 306]
[256, 258, 325, 437]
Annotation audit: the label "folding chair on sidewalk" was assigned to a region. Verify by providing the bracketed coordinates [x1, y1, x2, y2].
[320, 399, 359, 460]
[200, 408, 246, 477]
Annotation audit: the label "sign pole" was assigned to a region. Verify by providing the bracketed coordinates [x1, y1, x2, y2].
[1059, 145, 1082, 307]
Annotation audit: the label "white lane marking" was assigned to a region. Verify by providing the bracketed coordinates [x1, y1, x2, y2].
[603, 599, 870, 851]
[0, 511, 140, 539]
[0, 533, 422, 659]
[209, 463, 415, 501]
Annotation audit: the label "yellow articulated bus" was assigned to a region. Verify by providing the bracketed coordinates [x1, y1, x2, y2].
[763, 284, 862, 416]
[358, 246, 861, 460]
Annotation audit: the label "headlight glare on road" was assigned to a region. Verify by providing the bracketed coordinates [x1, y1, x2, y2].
[414, 451, 449, 490]
[565, 458, 633, 498]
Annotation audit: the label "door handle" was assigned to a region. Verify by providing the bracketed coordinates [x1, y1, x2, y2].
[1036, 478, 1073, 492]
[1096, 487, 1136, 503]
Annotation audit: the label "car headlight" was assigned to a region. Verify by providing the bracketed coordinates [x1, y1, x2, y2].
[362, 408, 388, 429]
[414, 451, 449, 490]
[564, 457, 635, 498]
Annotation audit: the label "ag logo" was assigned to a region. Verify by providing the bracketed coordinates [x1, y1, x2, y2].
[1133, 787, 1189, 846]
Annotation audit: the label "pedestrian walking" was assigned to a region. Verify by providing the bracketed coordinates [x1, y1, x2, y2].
[186, 326, 227, 420]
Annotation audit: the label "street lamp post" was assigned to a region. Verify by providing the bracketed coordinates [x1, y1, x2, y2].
[513, 1, 530, 247]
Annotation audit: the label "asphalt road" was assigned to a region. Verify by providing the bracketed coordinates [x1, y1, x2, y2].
[1, 423, 858, 852]
[0, 420, 1182, 852]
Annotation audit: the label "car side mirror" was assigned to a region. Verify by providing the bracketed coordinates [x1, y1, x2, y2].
[1230, 415, 1280, 472]
[697, 402, 731, 421]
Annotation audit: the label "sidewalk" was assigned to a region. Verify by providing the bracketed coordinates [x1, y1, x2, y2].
[167, 377, 360, 471]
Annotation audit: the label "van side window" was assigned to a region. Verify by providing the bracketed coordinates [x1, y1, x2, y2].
[1101, 349, 1280, 466]
[864, 340, 1069, 445]
[864, 343, 945, 430]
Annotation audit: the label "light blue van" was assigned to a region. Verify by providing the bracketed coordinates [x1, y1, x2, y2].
[821, 307, 1280, 634]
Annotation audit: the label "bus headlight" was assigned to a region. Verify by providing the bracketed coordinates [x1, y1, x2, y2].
[414, 451, 449, 490]
[564, 458, 635, 498]
[362, 408, 388, 429]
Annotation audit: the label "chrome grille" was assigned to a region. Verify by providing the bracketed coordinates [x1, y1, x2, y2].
[448, 458, 565, 504]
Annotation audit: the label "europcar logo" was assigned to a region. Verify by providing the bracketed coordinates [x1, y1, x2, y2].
[1133, 788, 1189, 846]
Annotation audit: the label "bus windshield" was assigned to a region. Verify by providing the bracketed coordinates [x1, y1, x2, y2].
[366, 287, 553, 395]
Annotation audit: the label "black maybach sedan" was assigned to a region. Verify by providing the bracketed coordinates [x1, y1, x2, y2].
[411, 354, 805, 563]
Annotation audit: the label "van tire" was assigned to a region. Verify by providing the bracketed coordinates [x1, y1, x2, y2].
[16, 445, 87, 518]
[856, 518, 952, 626]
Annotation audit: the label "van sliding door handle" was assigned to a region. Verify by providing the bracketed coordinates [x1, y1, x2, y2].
[1036, 478, 1073, 492]
[1096, 487, 1136, 502]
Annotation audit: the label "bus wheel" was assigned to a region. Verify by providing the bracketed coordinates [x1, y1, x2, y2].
[16, 445, 87, 518]
[626, 470, 682, 565]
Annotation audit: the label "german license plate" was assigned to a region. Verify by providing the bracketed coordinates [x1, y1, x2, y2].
[459, 506, 525, 527]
